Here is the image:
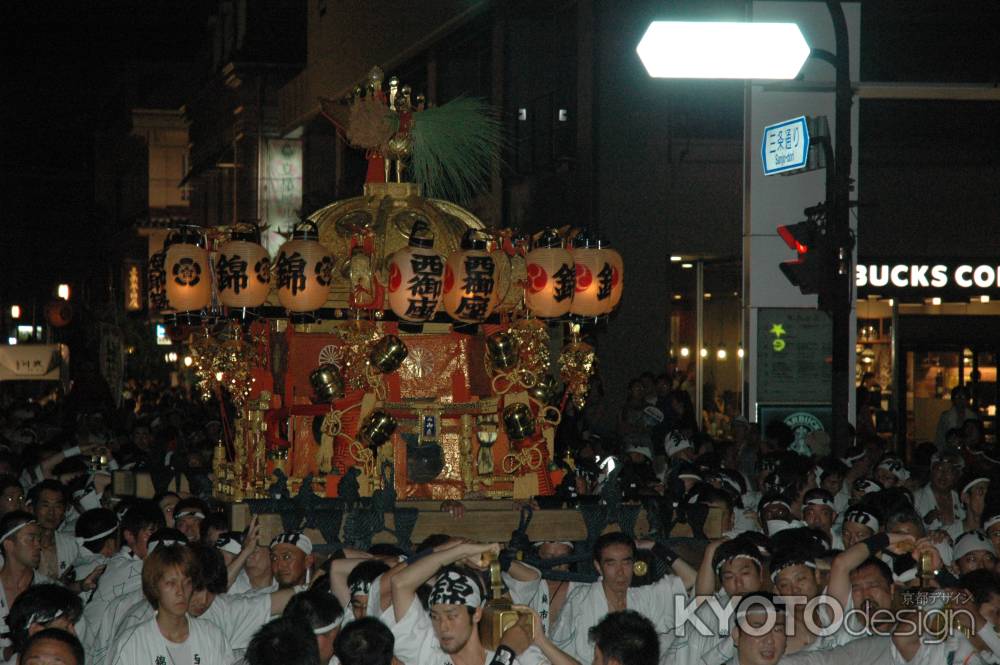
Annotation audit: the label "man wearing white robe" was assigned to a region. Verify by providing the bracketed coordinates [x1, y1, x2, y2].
[550, 533, 694, 665]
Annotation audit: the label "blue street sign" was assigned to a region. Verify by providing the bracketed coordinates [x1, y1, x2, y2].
[762, 116, 810, 175]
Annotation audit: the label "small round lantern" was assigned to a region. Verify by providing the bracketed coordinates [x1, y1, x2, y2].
[443, 229, 499, 323]
[602, 246, 624, 310]
[570, 231, 615, 318]
[387, 219, 444, 323]
[524, 229, 575, 319]
[164, 228, 211, 325]
[217, 225, 271, 316]
[275, 220, 334, 320]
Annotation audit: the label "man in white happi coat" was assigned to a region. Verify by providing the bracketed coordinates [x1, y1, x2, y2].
[550, 532, 695, 665]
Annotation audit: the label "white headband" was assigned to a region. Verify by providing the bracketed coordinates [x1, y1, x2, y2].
[962, 477, 990, 496]
[215, 536, 242, 556]
[984, 514, 1000, 531]
[26, 609, 64, 628]
[174, 510, 205, 521]
[715, 553, 764, 575]
[270, 532, 313, 555]
[804, 496, 835, 509]
[954, 530, 998, 560]
[313, 620, 339, 635]
[845, 510, 880, 531]
[428, 571, 482, 608]
[770, 559, 816, 583]
[75, 524, 118, 546]
[350, 579, 372, 597]
[0, 520, 36, 543]
[148, 538, 185, 554]
[766, 519, 806, 536]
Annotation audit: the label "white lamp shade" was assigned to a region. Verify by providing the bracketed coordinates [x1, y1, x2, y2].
[164, 243, 211, 313]
[275, 238, 333, 313]
[442, 248, 499, 322]
[603, 248, 624, 309]
[570, 247, 614, 317]
[216, 239, 271, 308]
[387, 246, 445, 322]
[525, 246, 575, 318]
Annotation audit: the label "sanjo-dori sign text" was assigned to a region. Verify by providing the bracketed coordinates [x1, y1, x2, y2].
[761, 115, 810, 175]
[856, 261, 1000, 297]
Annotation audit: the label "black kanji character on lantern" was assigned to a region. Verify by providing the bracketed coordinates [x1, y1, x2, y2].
[456, 296, 490, 321]
[552, 263, 575, 302]
[172, 257, 202, 286]
[217, 254, 249, 294]
[255, 256, 272, 284]
[462, 256, 495, 295]
[407, 255, 444, 298]
[276, 251, 307, 295]
[597, 262, 613, 300]
[315, 256, 335, 286]
[405, 298, 437, 320]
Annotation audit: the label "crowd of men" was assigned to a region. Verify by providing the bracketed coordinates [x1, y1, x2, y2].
[0, 379, 998, 665]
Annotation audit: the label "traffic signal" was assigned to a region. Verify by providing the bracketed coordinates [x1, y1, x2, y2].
[777, 212, 832, 297]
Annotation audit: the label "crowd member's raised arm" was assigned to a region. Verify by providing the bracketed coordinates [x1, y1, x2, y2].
[390, 540, 499, 621]
[829, 532, 913, 608]
[696, 539, 728, 597]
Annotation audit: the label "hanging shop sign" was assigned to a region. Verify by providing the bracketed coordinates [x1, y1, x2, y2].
[856, 261, 1000, 296]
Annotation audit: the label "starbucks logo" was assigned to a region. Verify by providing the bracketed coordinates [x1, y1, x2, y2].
[784, 411, 824, 455]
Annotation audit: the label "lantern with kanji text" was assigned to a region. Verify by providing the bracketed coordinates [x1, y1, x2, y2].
[275, 220, 334, 318]
[443, 229, 499, 323]
[387, 219, 445, 322]
[524, 229, 575, 319]
[163, 228, 211, 324]
[570, 231, 617, 318]
[602, 246, 624, 310]
[216, 225, 271, 314]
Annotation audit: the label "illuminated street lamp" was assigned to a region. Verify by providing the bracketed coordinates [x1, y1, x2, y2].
[57, 284, 70, 300]
[636, 21, 810, 79]
[10, 306, 21, 320]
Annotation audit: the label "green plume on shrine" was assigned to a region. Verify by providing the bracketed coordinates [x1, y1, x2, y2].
[410, 96, 502, 204]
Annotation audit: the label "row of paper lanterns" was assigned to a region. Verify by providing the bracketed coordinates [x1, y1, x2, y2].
[152, 222, 623, 322]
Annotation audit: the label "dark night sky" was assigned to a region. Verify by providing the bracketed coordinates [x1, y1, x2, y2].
[0, 0, 211, 308]
[1, 1, 998, 310]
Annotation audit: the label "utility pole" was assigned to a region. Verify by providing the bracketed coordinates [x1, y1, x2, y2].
[827, 1, 853, 458]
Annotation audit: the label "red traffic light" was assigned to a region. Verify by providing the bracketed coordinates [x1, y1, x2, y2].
[777, 221, 814, 255]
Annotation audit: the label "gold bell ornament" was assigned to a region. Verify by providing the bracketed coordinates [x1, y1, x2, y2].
[369, 335, 408, 373]
[309, 364, 346, 403]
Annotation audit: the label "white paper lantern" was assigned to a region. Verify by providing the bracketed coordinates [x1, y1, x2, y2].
[217, 228, 271, 310]
[603, 246, 624, 310]
[443, 230, 499, 323]
[525, 230, 575, 319]
[387, 220, 444, 322]
[275, 221, 333, 315]
[164, 230, 211, 320]
[570, 233, 616, 318]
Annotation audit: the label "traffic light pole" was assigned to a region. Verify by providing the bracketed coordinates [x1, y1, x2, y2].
[826, 0, 853, 458]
